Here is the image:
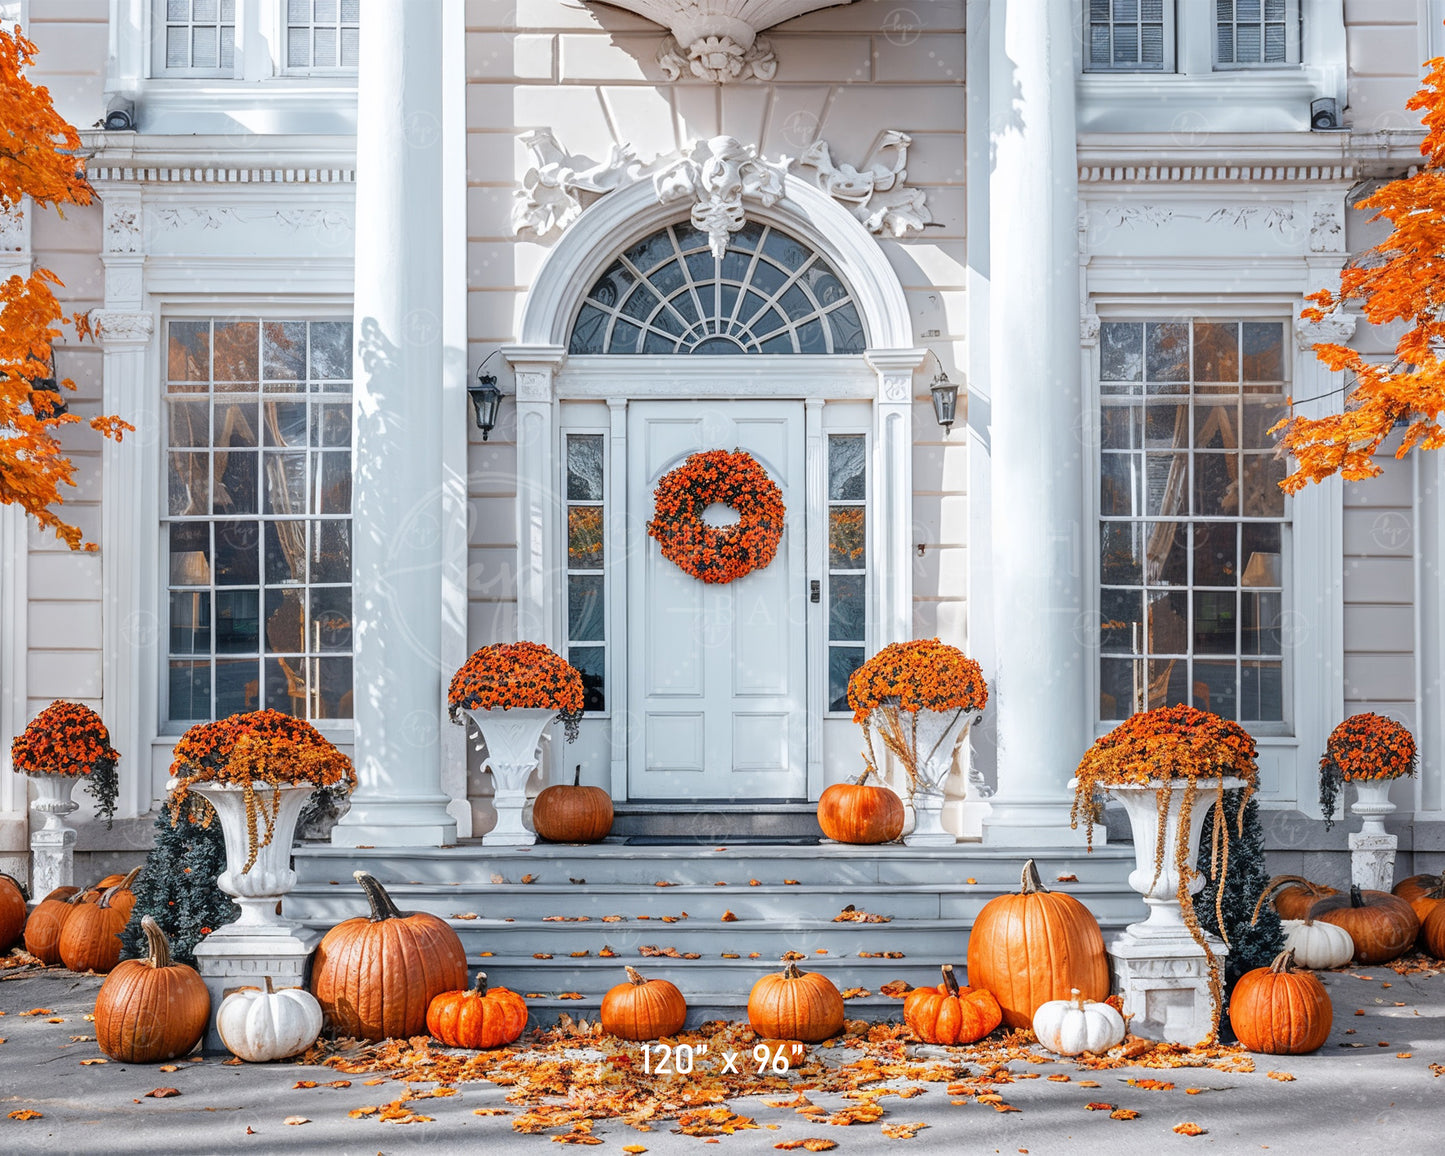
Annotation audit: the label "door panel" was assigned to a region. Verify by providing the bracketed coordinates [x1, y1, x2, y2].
[627, 401, 807, 799]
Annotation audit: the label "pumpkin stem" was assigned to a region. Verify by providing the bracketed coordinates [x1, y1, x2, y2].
[139, 915, 173, 969]
[264, 975, 276, 995]
[1250, 874, 1328, 926]
[1019, 858, 1048, 895]
[782, 961, 803, 979]
[940, 963, 960, 997]
[354, 871, 405, 922]
[573, 764, 582, 788]
[1268, 948, 1298, 974]
[98, 866, 141, 909]
[1070, 987, 1083, 1009]
[626, 965, 647, 986]
[852, 768, 876, 786]
[1350, 884, 1365, 908]
[474, 971, 490, 995]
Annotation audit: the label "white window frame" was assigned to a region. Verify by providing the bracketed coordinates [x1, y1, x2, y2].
[1083, 0, 1176, 74]
[278, 0, 361, 76]
[152, 0, 238, 78]
[1213, 0, 1302, 71]
[556, 421, 612, 721]
[823, 429, 872, 718]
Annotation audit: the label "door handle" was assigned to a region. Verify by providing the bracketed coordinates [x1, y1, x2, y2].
[810, 580, 820, 603]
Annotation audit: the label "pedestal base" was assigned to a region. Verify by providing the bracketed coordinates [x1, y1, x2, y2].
[1349, 832, 1398, 892]
[193, 927, 320, 1053]
[30, 826, 76, 895]
[482, 787, 536, 846]
[1108, 929, 1227, 1047]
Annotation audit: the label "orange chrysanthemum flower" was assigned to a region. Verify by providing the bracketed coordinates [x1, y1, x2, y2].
[1318, 712, 1416, 829]
[10, 700, 121, 825]
[447, 641, 584, 742]
[646, 449, 785, 585]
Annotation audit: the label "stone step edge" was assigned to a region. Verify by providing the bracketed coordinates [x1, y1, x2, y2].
[287, 880, 1135, 897]
[293, 844, 1136, 860]
[293, 916, 1137, 934]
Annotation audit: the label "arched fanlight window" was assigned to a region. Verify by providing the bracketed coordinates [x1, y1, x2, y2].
[569, 220, 867, 355]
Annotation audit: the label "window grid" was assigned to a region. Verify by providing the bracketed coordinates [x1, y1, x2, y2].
[285, 0, 360, 71]
[163, 318, 354, 725]
[570, 220, 867, 356]
[1215, 0, 1297, 67]
[1086, 0, 1172, 72]
[826, 434, 868, 714]
[1097, 319, 1288, 727]
[162, 0, 236, 73]
[566, 434, 607, 713]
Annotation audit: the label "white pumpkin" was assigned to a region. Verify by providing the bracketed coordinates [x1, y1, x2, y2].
[1031, 987, 1126, 1056]
[1280, 916, 1354, 970]
[217, 976, 323, 1062]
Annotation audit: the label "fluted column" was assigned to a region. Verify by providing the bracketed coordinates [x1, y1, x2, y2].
[332, 0, 455, 846]
[982, 0, 1089, 845]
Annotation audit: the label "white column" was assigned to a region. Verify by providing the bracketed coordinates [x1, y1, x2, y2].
[333, 0, 454, 847]
[864, 350, 926, 648]
[606, 395, 628, 801]
[982, 0, 1089, 845]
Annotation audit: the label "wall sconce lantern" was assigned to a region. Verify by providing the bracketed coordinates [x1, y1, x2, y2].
[928, 353, 958, 435]
[467, 353, 503, 441]
[29, 351, 68, 417]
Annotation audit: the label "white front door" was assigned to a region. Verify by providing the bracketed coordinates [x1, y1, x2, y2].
[627, 400, 808, 799]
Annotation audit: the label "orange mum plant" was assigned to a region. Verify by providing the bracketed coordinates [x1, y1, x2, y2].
[448, 641, 585, 742]
[847, 639, 988, 794]
[169, 710, 355, 872]
[646, 449, 785, 584]
[1318, 712, 1416, 831]
[10, 700, 121, 826]
[1072, 704, 1260, 1041]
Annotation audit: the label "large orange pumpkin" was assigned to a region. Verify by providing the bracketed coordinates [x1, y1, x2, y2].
[1228, 948, 1332, 1055]
[747, 962, 844, 1043]
[966, 859, 1109, 1029]
[532, 764, 613, 843]
[601, 965, 688, 1041]
[903, 963, 1003, 1045]
[95, 916, 211, 1063]
[817, 769, 905, 845]
[426, 971, 529, 1050]
[311, 871, 468, 1040]
[24, 888, 86, 964]
[1310, 885, 1418, 964]
[0, 873, 25, 952]
[1256, 874, 1339, 921]
[1418, 902, 1445, 961]
[58, 867, 140, 974]
[1394, 872, 1445, 928]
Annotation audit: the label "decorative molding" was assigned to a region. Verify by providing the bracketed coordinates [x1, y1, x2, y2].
[1080, 312, 1101, 347]
[659, 33, 776, 83]
[1204, 205, 1295, 234]
[1308, 206, 1344, 253]
[513, 371, 552, 403]
[1079, 163, 1356, 185]
[655, 137, 786, 259]
[1090, 202, 1296, 236]
[514, 131, 930, 251]
[1295, 309, 1357, 351]
[103, 202, 142, 254]
[0, 201, 26, 253]
[150, 205, 354, 234]
[91, 166, 355, 184]
[592, 0, 850, 83]
[92, 310, 155, 345]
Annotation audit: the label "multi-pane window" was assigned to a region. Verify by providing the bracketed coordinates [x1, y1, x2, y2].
[164, 319, 354, 724]
[566, 434, 606, 712]
[1086, 0, 1172, 72]
[1097, 320, 1288, 726]
[285, 0, 360, 71]
[827, 435, 867, 713]
[570, 221, 866, 356]
[1215, 0, 1298, 67]
[162, 0, 236, 72]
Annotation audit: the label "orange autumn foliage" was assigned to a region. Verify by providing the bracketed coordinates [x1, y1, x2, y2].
[0, 26, 131, 549]
[1277, 53, 1445, 489]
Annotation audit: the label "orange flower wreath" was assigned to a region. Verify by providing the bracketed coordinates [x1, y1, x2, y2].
[646, 449, 785, 584]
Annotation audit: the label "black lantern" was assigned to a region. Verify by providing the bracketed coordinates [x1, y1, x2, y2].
[467, 366, 503, 441]
[29, 351, 67, 417]
[930, 369, 958, 435]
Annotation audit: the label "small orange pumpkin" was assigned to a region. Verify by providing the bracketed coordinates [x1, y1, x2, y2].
[1256, 874, 1339, 922]
[747, 961, 844, 1043]
[0, 873, 26, 952]
[311, 871, 468, 1040]
[425, 971, 529, 1050]
[58, 867, 140, 974]
[1419, 902, 1445, 960]
[817, 769, 905, 845]
[532, 764, 613, 843]
[95, 916, 211, 1063]
[904, 963, 1003, 1045]
[1309, 884, 1418, 964]
[601, 965, 688, 1041]
[1394, 872, 1445, 928]
[24, 887, 87, 965]
[1228, 948, 1332, 1054]
[966, 859, 1110, 1029]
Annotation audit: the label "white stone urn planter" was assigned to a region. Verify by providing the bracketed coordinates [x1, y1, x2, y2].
[183, 780, 315, 937]
[465, 707, 553, 846]
[1348, 778, 1400, 891]
[869, 706, 973, 847]
[29, 774, 82, 893]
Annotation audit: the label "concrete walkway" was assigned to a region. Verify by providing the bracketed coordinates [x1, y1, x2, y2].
[0, 960, 1441, 1155]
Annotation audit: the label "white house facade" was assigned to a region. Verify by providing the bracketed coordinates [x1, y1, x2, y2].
[3, 0, 1445, 898]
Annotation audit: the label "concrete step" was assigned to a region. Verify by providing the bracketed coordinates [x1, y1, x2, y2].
[608, 802, 824, 839]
